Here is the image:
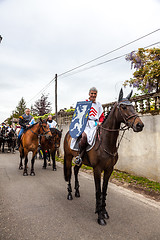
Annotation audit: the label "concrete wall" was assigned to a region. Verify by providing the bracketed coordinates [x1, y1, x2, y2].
[116, 114, 160, 182]
[58, 114, 160, 182]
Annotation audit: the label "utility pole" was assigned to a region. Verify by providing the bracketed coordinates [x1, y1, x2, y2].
[55, 73, 58, 123]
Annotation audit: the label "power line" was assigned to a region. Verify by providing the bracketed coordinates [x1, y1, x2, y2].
[26, 29, 160, 104]
[26, 77, 55, 104]
[58, 28, 160, 78]
[59, 41, 160, 79]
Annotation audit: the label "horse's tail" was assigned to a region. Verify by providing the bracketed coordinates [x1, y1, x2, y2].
[64, 154, 72, 182]
[63, 132, 72, 182]
[20, 139, 25, 158]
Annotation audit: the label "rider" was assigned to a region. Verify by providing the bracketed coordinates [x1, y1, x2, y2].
[1, 122, 6, 130]
[47, 115, 57, 129]
[17, 108, 35, 148]
[75, 87, 105, 166]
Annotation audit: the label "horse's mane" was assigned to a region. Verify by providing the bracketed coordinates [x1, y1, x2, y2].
[102, 104, 116, 124]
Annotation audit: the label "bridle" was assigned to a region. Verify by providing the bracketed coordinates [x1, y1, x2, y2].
[29, 122, 51, 137]
[52, 129, 62, 149]
[117, 101, 139, 129]
[96, 100, 139, 156]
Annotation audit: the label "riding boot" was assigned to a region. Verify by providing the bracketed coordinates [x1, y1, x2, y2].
[75, 133, 88, 166]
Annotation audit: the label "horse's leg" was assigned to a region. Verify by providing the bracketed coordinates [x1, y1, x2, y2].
[13, 139, 16, 153]
[30, 152, 36, 176]
[101, 168, 113, 220]
[48, 150, 51, 166]
[7, 141, 11, 153]
[19, 147, 24, 170]
[2, 141, 4, 152]
[94, 167, 106, 226]
[51, 149, 56, 171]
[74, 165, 81, 197]
[19, 157, 23, 170]
[42, 150, 47, 169]
[64, 153, 73, 200]
[23, 155, 28, 176]
[11, 140, 15, 153]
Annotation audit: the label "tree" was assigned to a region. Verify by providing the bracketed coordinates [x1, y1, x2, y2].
[32, 93, 52, 116]
[7, 97, 26, 125]
[124, 48, 160, 94]
[14, 97, 26, 117]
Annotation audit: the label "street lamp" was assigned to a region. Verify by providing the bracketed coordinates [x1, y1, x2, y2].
[0, 35, 2, 43]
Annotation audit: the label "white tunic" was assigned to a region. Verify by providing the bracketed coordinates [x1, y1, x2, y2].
[70, 101, 103, 150]
[84, 101, 103, 145]
[47, 120, 57, 128]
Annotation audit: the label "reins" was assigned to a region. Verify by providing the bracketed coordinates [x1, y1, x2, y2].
[28, 123, 50, 137]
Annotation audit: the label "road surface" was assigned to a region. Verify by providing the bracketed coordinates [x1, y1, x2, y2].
[0, 151, 160, 240]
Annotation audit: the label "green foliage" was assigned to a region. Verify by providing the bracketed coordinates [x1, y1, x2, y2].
[7, 97, 26, 124]
[124, 47, 160, 94]
[33, 113, 55, 121]
[111, 170, 160, 193]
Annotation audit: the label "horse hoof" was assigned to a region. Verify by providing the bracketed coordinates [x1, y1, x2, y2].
[103, 212, 109, 219]
[75, 191, 80, 198]
[97, 218, 106, 226]
[48, 162, 51, 166]
[53, 168, 57, 171]
[19, 166, 23, 170]
[30, 172, 35, 176]
[67, 194, 73, 200]
[23, 172, 28, 176]
[42, 165, 46, 169]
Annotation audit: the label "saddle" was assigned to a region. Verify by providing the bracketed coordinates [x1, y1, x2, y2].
[70, 136, 95, 152]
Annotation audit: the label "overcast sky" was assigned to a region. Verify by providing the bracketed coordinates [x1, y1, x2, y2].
[0, 0, 160, 123]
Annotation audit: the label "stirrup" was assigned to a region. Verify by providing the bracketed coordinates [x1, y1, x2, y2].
[74, 156, 82, 166]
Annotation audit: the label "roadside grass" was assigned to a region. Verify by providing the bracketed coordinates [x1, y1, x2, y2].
[56, 156, 160, 194]
[110, 170, 160, 194]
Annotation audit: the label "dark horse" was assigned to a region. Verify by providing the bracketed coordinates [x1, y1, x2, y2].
[0, 127, 6, 152]
[63, 89, 144, 225]
[40, 128, 62, 171]
[0, 127, 11, 153]
[19, 119, 52, 176]
[7, 129, 17, 153]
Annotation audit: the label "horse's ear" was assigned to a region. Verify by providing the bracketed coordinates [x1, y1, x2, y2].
[118, 88, 123, 102]
[61, 129, 63, 133]
[126, 90, 133, 100]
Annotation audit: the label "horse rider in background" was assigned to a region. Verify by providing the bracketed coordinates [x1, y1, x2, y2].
[47, 115, 57, 129]
[75, 87, 105, 166]
[17, 108, 35, 149]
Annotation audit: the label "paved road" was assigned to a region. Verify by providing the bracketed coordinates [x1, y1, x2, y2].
[0, 151, 160, 240]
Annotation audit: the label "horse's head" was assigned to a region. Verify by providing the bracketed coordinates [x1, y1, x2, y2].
[117, 88, 144, 132]
[39, 118, 52, 139]
[50, 128, 62, 149]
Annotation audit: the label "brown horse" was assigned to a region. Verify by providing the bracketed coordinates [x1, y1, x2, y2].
[63, 89, 144, 225]
[19, 119, 52, 176]
[40, 128, 62, 171]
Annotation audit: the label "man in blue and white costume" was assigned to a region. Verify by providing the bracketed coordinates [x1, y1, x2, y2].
[17, 108, 35, 148]
[71, 87, 105, 166]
